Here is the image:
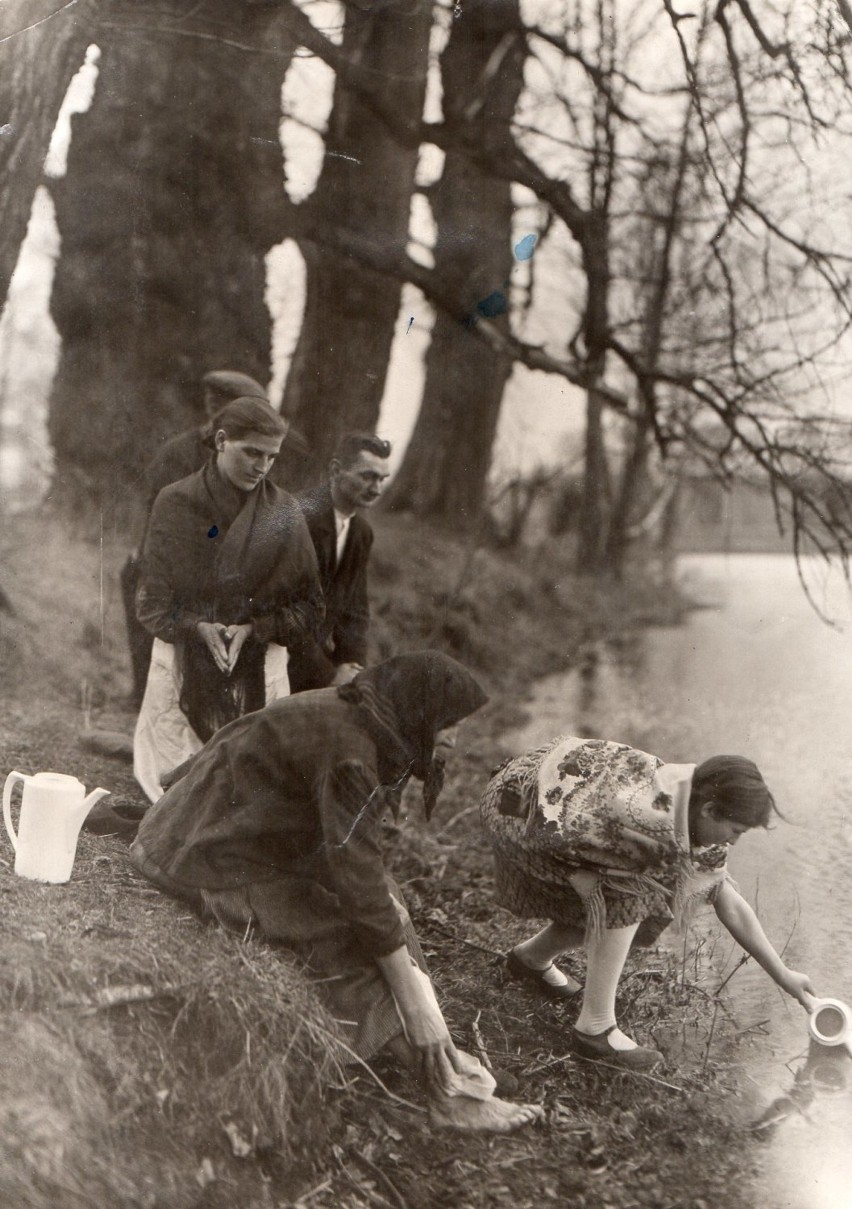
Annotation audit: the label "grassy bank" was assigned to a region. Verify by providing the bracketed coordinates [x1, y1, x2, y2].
[0, 508, 762, 1208]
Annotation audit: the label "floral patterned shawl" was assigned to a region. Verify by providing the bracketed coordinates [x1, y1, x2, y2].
[518, 735, 729, 935]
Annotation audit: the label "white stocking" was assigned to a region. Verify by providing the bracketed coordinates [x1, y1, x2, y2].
[575, 922, 640, 1048]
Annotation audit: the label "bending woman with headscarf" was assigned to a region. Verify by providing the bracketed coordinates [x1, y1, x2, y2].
[129, 652, 542, 1133]
[133, 397, 324, 802]
[481, 736, 818, 1069]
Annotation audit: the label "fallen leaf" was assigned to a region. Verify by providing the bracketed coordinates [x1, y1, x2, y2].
[195, 1158, 216, 1188]
[222, 1119, 254, 1158]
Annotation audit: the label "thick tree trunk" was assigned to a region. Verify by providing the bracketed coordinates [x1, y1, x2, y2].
[385, 0, 525, 530]
[48, 0, 294, 508]
[0, 0, 97, 309]
[280, 0, 432, 468]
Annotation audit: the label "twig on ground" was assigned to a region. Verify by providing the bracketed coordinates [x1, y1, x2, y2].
[338, 1157, 396, 1209]
[349, 1147, 409, 1209]
[734, 1018, 771, 1039]
[424, 917, 504, 958]
[59, 983, 183, 1012]
[471, 1008, 493, 1071]
[702, 1000, 721, 1072]
[294, 1178, 334, 1206]
[434, 804, 478, 838]
[527, 1050, 685, 1092]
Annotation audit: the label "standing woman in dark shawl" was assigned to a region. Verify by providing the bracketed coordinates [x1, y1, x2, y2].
[134, 397, 323, 802]
[130, 652, 542, 1133]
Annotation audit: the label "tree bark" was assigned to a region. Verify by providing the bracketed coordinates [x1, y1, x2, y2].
[0, 0, 98, 309]
[385, 0, 525, 530]
[575, 212, 612, 574]
[281, 0, 432, 468]
[47, 0, 294, 508]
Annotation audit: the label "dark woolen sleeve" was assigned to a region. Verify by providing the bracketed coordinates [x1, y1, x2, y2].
[250, 505, 325, 649]
[318, 759, 406, 957]
[143, 437, 204, 517]
[136, 489, 204, 641]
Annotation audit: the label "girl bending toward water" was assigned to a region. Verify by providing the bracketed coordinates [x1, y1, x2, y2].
[481, 736, 817, 1069]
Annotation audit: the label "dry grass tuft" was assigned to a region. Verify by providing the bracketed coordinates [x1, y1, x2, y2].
[1, 840, 346, 1208]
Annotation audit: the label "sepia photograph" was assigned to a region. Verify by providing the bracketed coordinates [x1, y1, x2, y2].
[1, 1, 851, 1206]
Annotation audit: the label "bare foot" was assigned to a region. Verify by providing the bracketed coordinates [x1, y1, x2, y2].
[429, 1093, 544, 1133]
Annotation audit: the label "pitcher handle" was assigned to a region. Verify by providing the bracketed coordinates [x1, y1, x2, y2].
[3, 770, 29, 852]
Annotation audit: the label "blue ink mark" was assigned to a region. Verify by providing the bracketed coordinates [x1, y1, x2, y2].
[208, 525, 219, 538]
[476, 290, 508, 319]
[405, 316, 414, 334]
[514, 233, 537, 261]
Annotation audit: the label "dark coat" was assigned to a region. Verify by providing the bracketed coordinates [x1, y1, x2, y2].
[288, 484, 374, 692]
[143, 428, 208, 516]
[130, 690, 407, 958]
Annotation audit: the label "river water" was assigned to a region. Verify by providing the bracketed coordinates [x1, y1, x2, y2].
[507, 554, 852, 1209]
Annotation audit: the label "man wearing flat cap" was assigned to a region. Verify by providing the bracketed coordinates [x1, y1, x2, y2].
[140, 370, 270, 513]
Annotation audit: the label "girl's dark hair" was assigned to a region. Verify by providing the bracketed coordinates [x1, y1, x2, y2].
[206, 397, 288, 446]
[692, 755, 777, 829]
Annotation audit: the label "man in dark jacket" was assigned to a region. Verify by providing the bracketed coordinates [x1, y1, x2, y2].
[288, 432, 391, 693]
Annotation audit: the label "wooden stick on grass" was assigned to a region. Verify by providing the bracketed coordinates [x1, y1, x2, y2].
[471, 1008, 493, 1071]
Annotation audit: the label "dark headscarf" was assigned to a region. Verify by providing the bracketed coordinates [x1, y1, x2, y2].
[338, 651, 488, 819]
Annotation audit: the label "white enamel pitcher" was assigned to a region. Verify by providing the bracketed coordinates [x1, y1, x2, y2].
[2, 771, 109, 883]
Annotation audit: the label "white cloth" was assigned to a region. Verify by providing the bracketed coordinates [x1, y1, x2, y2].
[134, 637, 290, 803]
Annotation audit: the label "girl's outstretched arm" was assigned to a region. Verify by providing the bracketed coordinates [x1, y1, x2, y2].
[714, 880, 817, 1009]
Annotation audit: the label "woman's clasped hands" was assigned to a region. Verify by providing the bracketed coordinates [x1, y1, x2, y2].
[196, 620, 254, 675]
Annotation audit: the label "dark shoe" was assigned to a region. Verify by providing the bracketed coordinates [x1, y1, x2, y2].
[505, 949, 581, 1000]
[572, 1026, 662, 1070]
[83, 800, 141, 839]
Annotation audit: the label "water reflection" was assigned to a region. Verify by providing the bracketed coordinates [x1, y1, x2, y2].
[507, 554, 852, 1206]
[752, 1043, 852, 1209]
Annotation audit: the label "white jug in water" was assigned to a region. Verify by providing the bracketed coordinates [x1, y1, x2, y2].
[808, 998, 852, 1057]
[2, 771, 109, 883]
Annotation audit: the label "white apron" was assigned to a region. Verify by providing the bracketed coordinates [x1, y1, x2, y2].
[134, 637, 290, 803]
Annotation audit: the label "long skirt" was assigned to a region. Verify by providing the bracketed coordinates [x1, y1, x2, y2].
[129, 839, 425, 1062]
[133, 637, 290, 803]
